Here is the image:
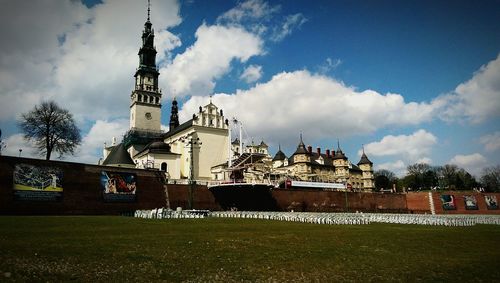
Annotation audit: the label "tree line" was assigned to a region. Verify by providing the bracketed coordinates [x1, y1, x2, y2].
[374, 164, 500, 192]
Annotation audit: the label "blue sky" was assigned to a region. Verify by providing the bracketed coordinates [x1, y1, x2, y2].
[0, 0, 499, 176]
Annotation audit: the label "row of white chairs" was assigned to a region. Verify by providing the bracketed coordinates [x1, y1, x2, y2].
[134, 209, 500, 226]
[211, 211, 370, 225]
[209, 211, 500, 226]
[134, 208, 209, 219]
[365, 213, 500, 226]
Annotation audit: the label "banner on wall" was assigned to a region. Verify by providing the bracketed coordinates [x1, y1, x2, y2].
[440, 194, 456, 210]
[13, 164, 63, 201]
[485, 195, 498, 210]
[100, 171, 137, 202]
[463, 195, 478, 210]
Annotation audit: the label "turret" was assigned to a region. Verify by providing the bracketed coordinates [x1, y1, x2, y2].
[169, 98, 179, 131]
[293, 134, 310, 163]
[272, 144, 287, 168]
[357, 146, 374, 190]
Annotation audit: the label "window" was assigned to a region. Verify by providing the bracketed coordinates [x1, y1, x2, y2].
[161, 162, 167, 172]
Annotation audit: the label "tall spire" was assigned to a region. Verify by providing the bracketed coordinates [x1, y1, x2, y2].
[137, 0, 156, 70]
[169, 98, 180, 131]
[147, 0, 151, 21]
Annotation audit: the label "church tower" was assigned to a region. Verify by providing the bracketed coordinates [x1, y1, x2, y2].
[129, 1, 162, 133]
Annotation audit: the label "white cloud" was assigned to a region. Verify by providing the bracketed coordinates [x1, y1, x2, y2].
[376, 160, 407, 177]
[437, 54, 500, 124]
[2, 134, 39, 159]
[416, 157, 433, 165]
[362, 129, 437, 162]
[0, 0, 181, 123]
[217, 0, 280, 25]
[271, 13, 308, 42]
[449, 153, 488, 176]
[2, 119, 129, 163]
[160, 24, 263, 97]
[180, 71, 441, 148]
[480, 131, 500, 152]
[72, 119, 129, 164]
[317, 58, 342, 74]
[240, 65, 263, 83]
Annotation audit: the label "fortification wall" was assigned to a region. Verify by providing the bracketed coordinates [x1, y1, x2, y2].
[431, 191, 500, 215]
[406, 192, 432, 213]
[271, 189, 407, 213]
[0, 156, 167, 215]
[1, 156, 499, 215]
[167, 184, 221, 211]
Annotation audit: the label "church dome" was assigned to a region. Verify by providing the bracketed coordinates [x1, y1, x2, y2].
[148, 140, 171, 152]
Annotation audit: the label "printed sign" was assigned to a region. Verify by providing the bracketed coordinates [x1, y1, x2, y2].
[463, 195, 478, 210]
[13, 164, 63, 201]
[291, 181, 346, 190]
[485, 195, 498, 210]
[440, 194, 456, 210]
[101, 171, 137, 202]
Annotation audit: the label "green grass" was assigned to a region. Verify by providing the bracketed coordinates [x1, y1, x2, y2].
[0, 216, 499, 282]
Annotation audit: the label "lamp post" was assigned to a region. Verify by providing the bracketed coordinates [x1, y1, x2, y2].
[183, 135, 202, 209]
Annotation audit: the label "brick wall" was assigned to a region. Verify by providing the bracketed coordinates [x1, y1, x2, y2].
[167, 184, 221, 211]
[0, 156, 167, 215]
[406, 192, 431, 213]
[271, 189, 407, 213]
[2, 156, 499, 215]
[432, 191, 500, 215]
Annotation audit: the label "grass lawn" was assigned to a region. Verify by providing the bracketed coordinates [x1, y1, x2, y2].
[0, 216, 499, 282]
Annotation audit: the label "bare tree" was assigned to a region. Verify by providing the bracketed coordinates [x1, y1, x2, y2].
[481, 165, 500, 192]
[18, 101, 81, 160]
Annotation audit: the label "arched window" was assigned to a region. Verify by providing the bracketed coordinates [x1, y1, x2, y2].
[161, 162, 167, 172]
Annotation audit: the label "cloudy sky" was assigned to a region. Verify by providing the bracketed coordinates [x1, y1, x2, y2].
[0, 0, 499, 176]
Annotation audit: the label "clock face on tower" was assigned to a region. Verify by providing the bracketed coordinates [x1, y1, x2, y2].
[145, 112, 152, 120]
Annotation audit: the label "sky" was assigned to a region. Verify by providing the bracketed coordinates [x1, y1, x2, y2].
[0, 0, 499, 177]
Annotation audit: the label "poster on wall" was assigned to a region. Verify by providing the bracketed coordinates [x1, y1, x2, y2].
[463, 195, 478, 210]
[485, 195, 498, 210]
[100, 171, 137, 202]
[440, 194, 456, 210]
[13, 164, 63, 201]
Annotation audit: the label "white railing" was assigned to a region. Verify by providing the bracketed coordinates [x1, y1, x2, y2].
[207, 180, 276, 188]
[166, 179, 210, 186]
